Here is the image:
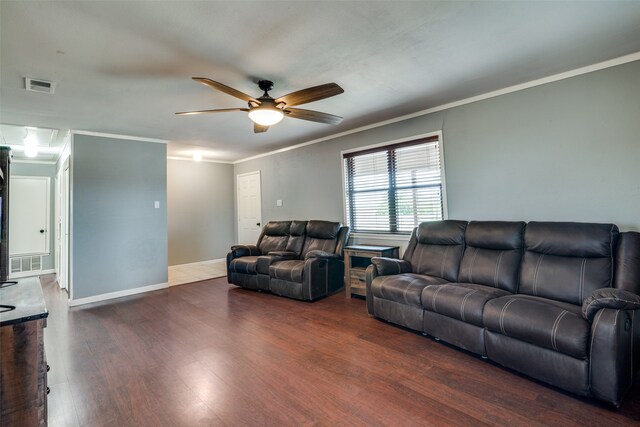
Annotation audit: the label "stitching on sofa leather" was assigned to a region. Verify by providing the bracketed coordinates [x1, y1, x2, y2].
[494, 251, 504, 289]
[609, 224, 615, 288]
[402, 277, 421, 305]
[440, 245, 451, 279]
[550, 310, 568, 351]
[468, 247, 478, 283]
[631, 310, 635, 382]
[416, 244, 425, 274]
[532, 254, 545, 296]
[431, 286, 446, 313]
[579, 258, 587, 302]
[589, 309, 605, 388]
[499, 298, 517, 336]
[459, 289, 478, 322]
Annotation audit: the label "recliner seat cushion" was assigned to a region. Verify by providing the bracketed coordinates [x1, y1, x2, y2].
[270, 260, 305, 283]
[484, 295, 590, 359]
[421, 283, 511, 327]
[371, 273, 448, 308]
[229, 256, 260, 275]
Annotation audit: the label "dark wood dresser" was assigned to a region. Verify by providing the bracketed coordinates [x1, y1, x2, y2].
[0, 277, 49, 427]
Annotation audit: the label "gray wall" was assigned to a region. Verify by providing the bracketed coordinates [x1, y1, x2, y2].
[167, 159, 234, 265]
[10, 162, 56, 270]
[235, 60, 640, 250]
[71, 134, 168, 300]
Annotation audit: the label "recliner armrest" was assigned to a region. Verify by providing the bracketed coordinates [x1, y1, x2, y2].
[268, 251, 299, 259]
[305, 250, 341, 260]
[371, 257, 412, 276]
[582, 288, 640, 321]
[230, 244, 261, 258]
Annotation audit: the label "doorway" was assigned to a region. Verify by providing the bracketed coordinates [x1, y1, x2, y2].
[55, 159, 70, 292]
[9, 176, 50, 277]
[236, 171, 262, 244]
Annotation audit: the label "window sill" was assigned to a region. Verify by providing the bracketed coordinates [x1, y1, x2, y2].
[349, 233, 411, 241]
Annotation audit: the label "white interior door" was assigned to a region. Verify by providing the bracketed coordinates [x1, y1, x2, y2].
[9, 176, 50, 256]
[236, 171, 262, 244]
[54, 163, 70, 290]
[59, 164, 70, 290]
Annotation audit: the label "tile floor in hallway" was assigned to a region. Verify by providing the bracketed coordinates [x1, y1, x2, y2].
[168, 259, 227, 286]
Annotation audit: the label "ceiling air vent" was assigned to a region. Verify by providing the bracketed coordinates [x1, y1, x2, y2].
[25, 77, 56, 94]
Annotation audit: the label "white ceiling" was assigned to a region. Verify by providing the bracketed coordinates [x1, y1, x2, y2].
[2, 1, 640, 162]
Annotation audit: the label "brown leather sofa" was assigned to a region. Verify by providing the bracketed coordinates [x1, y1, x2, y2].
[227, 220, 350, 301]
[366, 220, 640, 406]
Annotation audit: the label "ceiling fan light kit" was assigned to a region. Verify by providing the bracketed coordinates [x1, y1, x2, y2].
[248, 105, 284, 126]
[177, 77, 344, 133]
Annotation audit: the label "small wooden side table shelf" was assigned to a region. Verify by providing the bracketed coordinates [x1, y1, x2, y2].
[343, 245, 400, 298]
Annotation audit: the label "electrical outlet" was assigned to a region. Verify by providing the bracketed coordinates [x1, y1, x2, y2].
[276, 199, 283, 207]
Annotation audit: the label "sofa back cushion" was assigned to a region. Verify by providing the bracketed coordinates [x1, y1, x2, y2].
[403, 220, 467, 281]
[614, 232, 640, 295]
[519, 222, 619, 304]
[258, 221, 291, 253]
[285, 220, 307, 255]
[301, 220, 342, 257]
[458, 221, 525, 293]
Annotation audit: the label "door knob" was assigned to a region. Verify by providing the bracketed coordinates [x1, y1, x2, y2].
[40, 229, 45, 234]
[256, 223, 261, 226]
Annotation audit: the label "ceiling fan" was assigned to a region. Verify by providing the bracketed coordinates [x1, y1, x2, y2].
[176, 78, 344, 133]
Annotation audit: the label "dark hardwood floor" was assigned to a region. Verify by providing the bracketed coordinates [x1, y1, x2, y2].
[42, 275, 640, 426]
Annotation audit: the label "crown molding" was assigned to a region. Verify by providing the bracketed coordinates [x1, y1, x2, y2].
[71, 130, 169, 144]
[167, 156, 233, 165]
[233, 51, 640, 164]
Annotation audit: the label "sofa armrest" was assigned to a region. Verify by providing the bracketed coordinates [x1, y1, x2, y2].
[365, 264, 378, 315]
[230, 244, 261, 258]
[256, 252, 299, 275]
[305, 250, 341, 260]
[267, 251, 299, 259]
[582, 288, 640, 322]
[371, 257, 412, 276]
[589, 308, 639, 406]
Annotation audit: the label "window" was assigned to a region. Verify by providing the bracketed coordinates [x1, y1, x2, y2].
[343, 135, 446, 234]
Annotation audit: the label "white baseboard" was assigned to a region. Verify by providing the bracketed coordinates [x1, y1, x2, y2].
[168, 258, 226, 268]
[9, 269, 56, 279]
[68, 282, 169, 307]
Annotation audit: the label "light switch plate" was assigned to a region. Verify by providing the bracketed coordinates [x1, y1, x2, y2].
[276, 199, 283, 207]
[154, 201, 160, 209]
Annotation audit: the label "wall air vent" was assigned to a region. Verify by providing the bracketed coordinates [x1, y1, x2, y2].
[25, 77, 56, 94]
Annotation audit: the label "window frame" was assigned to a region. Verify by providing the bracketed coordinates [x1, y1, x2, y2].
[340, 131, 448, 238]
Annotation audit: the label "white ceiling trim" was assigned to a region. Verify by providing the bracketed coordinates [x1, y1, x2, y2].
[71, 130, 169, 144]
[12, 159, 58, 165]
[167, 156, 233, 165]
[234, 51, 640, 165]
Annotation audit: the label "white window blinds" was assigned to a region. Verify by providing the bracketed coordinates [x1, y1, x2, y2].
[343, 136, 445, 234]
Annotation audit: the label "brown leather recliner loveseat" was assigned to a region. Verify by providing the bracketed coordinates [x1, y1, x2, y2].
[227, 220, 350, 301]
[366, 220, 640, 406]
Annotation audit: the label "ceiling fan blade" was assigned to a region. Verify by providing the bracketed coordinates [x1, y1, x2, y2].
[254, 123, 270, 133]
[175, 108, 249, 116]
[285, 108, 343, 125]
[275, 83, 344, 107]
[192, 77, 259, 104]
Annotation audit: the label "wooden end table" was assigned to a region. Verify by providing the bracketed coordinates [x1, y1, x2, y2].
[343, 245, 400, 298]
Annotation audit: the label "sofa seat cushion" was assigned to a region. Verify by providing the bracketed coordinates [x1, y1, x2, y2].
[229, 256, 259, 275]
[421, 283, 511, 327]
[371, 273, 448, 308]
[484, 295, 590, 359]
[270, 260, 305, 283]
